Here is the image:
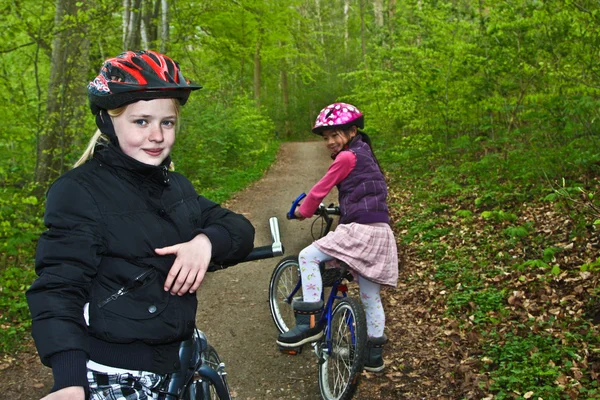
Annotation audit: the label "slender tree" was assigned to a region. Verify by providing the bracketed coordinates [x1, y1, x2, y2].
[160, 0, 169, 53]
[123, 0, 142, 49]
[34, 0, 89, 187]
[373, 0, 383, 28]
[254, 28, 263, 107]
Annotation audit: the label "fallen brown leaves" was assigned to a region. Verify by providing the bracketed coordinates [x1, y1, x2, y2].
[356, 178, 600, 399]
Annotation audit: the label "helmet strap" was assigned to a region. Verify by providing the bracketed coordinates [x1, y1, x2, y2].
[96, 110, 119, 146]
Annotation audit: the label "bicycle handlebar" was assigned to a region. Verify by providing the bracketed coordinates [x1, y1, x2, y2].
[208, 216, 284, 271]
[287, 193, 306, 219]
[287, 192, 341, 220]
[319, 205, 341, 216]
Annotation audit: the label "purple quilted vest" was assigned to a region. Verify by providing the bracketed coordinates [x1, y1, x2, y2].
[336, 135, 390, 225]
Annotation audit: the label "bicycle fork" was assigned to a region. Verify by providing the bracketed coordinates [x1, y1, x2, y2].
[316, 284, 356, 365]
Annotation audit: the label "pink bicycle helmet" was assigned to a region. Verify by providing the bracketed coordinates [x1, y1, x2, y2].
[312, 102, 364, 134]
[88, 50, 202, 114]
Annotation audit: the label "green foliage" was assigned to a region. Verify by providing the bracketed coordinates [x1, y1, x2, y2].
[503, 223, 532, 240]
[581, 258, 600, 273]
[0, 186, 44, 258]
[455, 209, 473, 219]
[401, 215, 446, 244]
[542, 247, 562, 263]
[0, 184, 44, 353]
[173, 96, 277, 202]
[0, 264, 36, 353]
[483, 332, 576, 399]
[434, 261, 480, 289]
[3, 3, 600, 397]
[447, 287, 506, 323]
[481, 210, 518, 223]
[513, 259, 550, 273]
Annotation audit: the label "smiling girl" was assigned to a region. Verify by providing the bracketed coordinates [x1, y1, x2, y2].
[276, 102, 398, 373]
[27, 50, 255, 400]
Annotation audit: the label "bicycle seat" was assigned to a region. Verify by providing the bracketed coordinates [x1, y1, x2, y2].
[319, 261, 354, 287]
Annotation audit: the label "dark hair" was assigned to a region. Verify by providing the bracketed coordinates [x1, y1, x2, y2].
[342, 129, 384, 175]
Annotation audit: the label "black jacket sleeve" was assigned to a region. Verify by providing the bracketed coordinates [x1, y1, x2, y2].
[26, 177, 104, 392]
[192, 196, 255, 265]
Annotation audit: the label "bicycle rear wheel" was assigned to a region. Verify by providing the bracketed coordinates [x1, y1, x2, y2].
[269, 256, 303, 333]
[318, 297, 367, 400]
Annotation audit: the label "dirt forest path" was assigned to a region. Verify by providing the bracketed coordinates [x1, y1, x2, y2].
[196, 141, 338, 399]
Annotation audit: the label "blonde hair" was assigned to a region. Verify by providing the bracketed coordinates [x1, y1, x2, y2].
[74, 99, 181, 168]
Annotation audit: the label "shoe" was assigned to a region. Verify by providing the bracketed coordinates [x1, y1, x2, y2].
[277, 300, 324, 348]
[364, 335, 387, 372]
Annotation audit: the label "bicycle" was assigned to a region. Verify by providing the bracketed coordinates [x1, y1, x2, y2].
[269, 193, 368, 400]
[156, 216, 284, 400]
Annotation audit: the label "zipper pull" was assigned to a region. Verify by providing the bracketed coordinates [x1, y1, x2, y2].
[98, 286, 128, 308]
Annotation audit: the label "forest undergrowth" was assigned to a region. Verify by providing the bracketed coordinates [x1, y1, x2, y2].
[357, 168, 600, 399]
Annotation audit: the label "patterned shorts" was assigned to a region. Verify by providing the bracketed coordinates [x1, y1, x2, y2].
[88, 370, 164, 400]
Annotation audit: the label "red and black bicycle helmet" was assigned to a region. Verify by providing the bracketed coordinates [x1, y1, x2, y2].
[88, 50, 202, 114]
[312, 102, 364, 135]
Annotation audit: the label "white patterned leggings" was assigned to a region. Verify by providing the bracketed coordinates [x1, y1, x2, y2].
[299, 244, 385, 338]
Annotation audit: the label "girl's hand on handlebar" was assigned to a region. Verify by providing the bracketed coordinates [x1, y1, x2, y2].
[294, 210, 305, 221]
[155, 234, 212, 296]
[41, 387, 85, 400]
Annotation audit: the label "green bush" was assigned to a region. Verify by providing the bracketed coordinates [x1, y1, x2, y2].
[173, 95, 278, 202]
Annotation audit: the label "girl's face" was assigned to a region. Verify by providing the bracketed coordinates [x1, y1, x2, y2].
[112, 98, 177, 166]
[321, 127, 356, 155]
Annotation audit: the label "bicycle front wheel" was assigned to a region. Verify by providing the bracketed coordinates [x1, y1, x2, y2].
[269, 256, 303, 333]
[318, 297, 367, 400]
[186, 344, 231, 400]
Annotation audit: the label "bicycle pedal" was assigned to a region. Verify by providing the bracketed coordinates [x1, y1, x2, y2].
[278, 345, 303, 355]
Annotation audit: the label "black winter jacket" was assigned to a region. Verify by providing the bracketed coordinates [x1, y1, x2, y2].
[26, 144, 255, 393]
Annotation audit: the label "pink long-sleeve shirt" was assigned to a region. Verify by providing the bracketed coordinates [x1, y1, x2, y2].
[298, 151, 357, 218]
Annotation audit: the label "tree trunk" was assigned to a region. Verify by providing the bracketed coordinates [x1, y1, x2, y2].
[344, 0, 350, 53]
[124, 0, 143, 50]
[253, 28, 263, 108]
[388, 0, 396, 40]
[141, 0, 160, 49]
[316, 0, 324, 45]
[141, 18, 149, 49]
[160, 0, 169, 53]
[280, 42, 290, 137]
[34, 0, 89, 188]
[123, 0, 130, 49]
[359, 0, 366, 64]
[373, 0, 384, 28]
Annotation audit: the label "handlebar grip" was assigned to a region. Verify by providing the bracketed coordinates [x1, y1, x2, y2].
[243, 245, 276, 261]
[287, 193, 307, 219]
[206, 245, 283, 272]
[207, 216, 284, 272]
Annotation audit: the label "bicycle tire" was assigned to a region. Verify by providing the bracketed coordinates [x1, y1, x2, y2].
[269, 256, 303, 333]
[318, 297, 367, 400]
[185, 344, 230, 400]
[202, 344, 230, 400]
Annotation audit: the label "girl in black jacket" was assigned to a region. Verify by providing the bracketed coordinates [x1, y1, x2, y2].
[26, 50, 255, 400]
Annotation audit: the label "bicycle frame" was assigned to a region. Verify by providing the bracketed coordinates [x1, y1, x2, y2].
[322, 282, 350, 353]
